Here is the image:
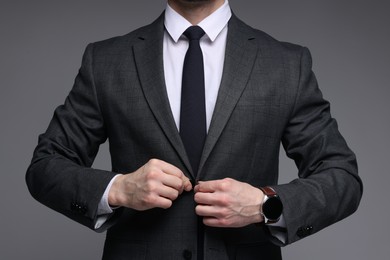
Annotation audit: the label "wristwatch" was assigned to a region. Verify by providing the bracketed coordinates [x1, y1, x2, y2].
[259, 186, 283, 224]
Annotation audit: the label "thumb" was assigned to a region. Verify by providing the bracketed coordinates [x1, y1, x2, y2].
[182, 175, 193, 192]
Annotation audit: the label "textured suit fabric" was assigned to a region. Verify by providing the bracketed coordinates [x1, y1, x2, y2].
[26, 13, 362, 259]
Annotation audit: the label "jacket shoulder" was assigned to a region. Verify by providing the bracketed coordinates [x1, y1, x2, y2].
[254, 28, 305, 57]
[87, 12, 164, 53]
[231, 15, 305, 57]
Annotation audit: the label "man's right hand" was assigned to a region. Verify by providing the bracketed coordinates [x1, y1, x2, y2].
[108, 159, 192, 210]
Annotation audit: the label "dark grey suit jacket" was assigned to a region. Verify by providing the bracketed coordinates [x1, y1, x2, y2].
[26, 13, 362, 259]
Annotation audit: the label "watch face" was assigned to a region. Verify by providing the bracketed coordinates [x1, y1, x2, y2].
[263, 196, 283, 220]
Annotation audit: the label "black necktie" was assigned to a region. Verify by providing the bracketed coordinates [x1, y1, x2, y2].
[180, 26, 206, 175]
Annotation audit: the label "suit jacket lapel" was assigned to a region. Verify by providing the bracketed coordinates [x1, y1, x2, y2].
[132, 14, 259, 178]
[132, 14, 193, 176]
[198, 15, 259, 176]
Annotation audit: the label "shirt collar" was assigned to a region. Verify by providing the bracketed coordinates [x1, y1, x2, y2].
[164, 0, 232, 42]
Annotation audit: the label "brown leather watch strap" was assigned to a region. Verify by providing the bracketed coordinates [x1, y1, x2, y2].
[259, 186, 277, 197]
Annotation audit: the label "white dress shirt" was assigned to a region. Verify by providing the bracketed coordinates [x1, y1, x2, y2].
[95, 1, 287, 244]
[163, 0, 231, 131]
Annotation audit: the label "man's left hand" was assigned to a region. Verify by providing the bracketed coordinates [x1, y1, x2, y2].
[194, 178, 264, 227]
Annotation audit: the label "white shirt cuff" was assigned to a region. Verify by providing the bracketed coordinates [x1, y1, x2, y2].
[267, 214, 287, 244]
[94, 174, 122, 229]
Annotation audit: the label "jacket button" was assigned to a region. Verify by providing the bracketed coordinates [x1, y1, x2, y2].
[182, 249, 192, 260]
[71, 202, 87, 215]
[297, 226, 313, 238]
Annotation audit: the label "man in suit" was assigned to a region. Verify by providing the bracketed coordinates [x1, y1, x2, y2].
[26, 0, 363, 259]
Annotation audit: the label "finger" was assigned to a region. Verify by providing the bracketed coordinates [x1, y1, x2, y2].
[194, 191, 218, 205]
[202, 217, 227, 227]
[146, 159, 191, 192]
[158, 185, 180, 201]
[182, 175, 193, 192]
[161, 173, 185, 191]
[194, 180, 221, 193]
[153, 159, 188, 192]
[161, 166, 193, 193]
[145, 159, 184, 178]
[151, 196, 173, 209]
[195, 204, 222, 218]
[158, 160, 184, 179]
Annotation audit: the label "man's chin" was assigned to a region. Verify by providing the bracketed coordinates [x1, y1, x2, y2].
[179, 0, 211, 3]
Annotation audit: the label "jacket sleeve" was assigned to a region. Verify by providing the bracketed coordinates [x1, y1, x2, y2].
[273, 47, 363, 245]
[26, 43, 118, 231]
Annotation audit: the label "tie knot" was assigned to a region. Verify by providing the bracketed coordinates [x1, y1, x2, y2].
[183, 26, 205, 41]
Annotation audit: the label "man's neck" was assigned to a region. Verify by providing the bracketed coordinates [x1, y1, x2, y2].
[167, 0, 225, 25]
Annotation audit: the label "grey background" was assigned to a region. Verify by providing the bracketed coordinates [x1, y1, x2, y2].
[1, 0, 388, 259]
